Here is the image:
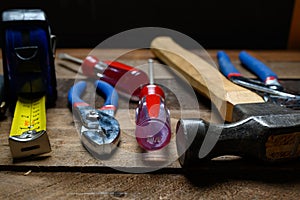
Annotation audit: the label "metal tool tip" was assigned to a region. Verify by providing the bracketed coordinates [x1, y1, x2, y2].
[57, 53, 66, 59]
[148, 59, 154, 85]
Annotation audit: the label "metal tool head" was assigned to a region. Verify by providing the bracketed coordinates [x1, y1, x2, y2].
[264, 95, 300, 110]
[176, 102, 300, 167]
[230, 76, 300, 109]
[77, 107, 120, 157]
[9, 130, 51, 159]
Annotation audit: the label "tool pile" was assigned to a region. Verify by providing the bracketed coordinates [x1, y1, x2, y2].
[0, 9, 299, 172]
[151, 37, 300, 168]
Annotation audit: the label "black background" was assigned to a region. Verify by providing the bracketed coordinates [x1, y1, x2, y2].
[0, 0, 295, 49]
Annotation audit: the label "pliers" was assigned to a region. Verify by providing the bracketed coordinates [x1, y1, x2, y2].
[68, 79, 120, 157]
[217, 50, 300, 109]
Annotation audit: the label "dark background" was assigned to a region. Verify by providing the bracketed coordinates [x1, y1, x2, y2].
[0, 0, 295, 49]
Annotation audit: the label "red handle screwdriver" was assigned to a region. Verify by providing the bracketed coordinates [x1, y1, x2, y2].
[58, 53, 149, 101]
[135, 59, 171, 151]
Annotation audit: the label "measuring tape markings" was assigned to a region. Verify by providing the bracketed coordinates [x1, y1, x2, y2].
[8, 95, 50, 159]
[10, 96, 46, 138]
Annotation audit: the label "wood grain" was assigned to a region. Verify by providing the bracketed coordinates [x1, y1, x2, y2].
[151, 37, 264, 121]
[1, 49, 299, 79]
[1, 171, 300, 200]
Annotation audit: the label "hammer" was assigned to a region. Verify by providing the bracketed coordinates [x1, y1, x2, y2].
[150, 37, 300, 168]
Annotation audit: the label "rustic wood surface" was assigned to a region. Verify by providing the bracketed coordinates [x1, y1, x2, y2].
[0, 48, 299, 199]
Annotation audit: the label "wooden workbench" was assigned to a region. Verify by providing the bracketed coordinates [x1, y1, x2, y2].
[0, 49, 300, 199]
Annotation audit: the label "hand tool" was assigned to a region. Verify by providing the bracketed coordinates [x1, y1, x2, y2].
[1, 9, 57, 159]
[58, 53, 149, 101]
[135, 59, 171, 151]
[239, 51, 283, 91]
[150, 36, 300, 168]
[68, 80, 120, 157]
[217, 50, 300, 109]
[2, 9, 57, 109]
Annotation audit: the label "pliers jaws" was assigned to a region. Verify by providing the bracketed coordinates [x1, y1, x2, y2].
[79, 107, 120, 155]
[68, 80, 120, 157]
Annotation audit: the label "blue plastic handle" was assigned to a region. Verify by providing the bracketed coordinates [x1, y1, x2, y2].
[68, 80, 118, 109]
[239, 51, 278, 82]
[217, 51, 241, 78]
[95, 80, 118, 109]
[68, 81, 87, 106]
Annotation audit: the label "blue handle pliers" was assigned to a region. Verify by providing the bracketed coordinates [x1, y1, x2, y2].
[217, 50, 300, 109]
[68, 80, 120, 157]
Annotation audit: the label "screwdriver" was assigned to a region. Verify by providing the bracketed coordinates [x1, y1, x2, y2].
[135, 59, 171, 151]
[58, 53, 149, 101]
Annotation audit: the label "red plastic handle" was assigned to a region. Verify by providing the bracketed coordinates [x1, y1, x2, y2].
[81, 56, 149, 101]
[135, 84, 171, 151]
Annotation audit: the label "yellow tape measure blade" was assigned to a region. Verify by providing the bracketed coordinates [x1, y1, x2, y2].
[9, 96, 50, 159]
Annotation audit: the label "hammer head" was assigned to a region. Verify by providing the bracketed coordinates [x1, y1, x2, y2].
[176, 103, 300, 168]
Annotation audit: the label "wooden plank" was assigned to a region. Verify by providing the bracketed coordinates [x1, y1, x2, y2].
[1, 49, 299, 79]
[55, 49, 300, 80]
[1, 171, 300, 199]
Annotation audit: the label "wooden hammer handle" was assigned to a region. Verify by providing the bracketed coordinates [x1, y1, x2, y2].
[150, 36, 264, 122]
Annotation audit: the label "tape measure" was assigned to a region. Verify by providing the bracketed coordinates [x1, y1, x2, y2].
[9, 96, 50, 158]
[1, 9, 57, 159]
